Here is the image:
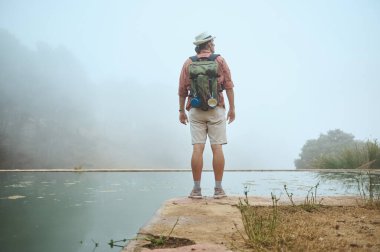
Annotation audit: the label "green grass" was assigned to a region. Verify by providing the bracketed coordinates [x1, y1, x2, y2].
[313, 139, 380, 169]
[355, 171, 380, 208]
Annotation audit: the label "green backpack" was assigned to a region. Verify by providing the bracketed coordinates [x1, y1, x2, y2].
[189, 54, 221, 111]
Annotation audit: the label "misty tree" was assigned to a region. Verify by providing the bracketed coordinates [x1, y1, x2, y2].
[0, 28, 190, 169]
[0, 29, 100, 169]
[294, 129, 360, 169]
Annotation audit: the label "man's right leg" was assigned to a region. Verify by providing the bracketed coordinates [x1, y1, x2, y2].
[189, 143, 205, 198]
[191, 143, 205, 181]
[188, 108, 207, 199]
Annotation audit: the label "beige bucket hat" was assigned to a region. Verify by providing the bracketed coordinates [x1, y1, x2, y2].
[193, 32, 216, 45]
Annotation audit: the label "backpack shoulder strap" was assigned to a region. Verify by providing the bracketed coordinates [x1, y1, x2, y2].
[189, 56, 198, 62]
[189, 54, 220, 62]
[208, 54, 220, 61]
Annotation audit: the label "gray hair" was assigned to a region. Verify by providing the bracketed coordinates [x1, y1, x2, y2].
[194, 42, 209, 54]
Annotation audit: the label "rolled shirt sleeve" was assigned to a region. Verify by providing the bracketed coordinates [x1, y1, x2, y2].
[178, 59, 192, 97]
[216, 56, 234, 90]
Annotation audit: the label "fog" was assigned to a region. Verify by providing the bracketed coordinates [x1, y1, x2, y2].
[0, 0, 379, 169]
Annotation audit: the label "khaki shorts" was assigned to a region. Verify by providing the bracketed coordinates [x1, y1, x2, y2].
[189, 107, 227, 145]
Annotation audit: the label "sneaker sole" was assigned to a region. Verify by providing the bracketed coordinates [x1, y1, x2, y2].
[213, 195, 227, 199]
[188, 195, 203, 199]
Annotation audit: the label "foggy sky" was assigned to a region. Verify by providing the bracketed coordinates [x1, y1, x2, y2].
[0, 0, 379, 169]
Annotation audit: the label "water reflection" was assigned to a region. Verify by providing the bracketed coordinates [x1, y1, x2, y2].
[317, 171, 380, 201]
[0, 172, 93, 252]
[0, 171, 379, 252]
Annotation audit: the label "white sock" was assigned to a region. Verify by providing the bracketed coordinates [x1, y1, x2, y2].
[215, 181, 222, 189]
[193, 181, 201, 190]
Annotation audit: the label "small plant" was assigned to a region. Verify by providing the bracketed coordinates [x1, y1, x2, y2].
[270, 192, 280, 231]
[236, 188, 280, 249]
[144, 217, 180, 247]
[80, 237, 133, 250]
[283, 185, 295, 206]
[301, 182, 322, 212]
[146, 235, 166, 247]
[284, 183, 323, 212]
[108, 238, 127, 248]
[243, 184, 250, 203]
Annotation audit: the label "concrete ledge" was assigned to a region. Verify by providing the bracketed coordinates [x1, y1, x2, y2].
[1, 168, 379, 173]
[123, 196, 359, 252]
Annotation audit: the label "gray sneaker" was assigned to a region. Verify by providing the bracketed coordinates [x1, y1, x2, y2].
[188, 189, 202, 199]
[214, 188, 227, 199]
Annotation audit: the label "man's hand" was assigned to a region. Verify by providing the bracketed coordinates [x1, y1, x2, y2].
[227, 109, 235, 124]
[225, 89, 235, 124]
[179, 111, 188, 125]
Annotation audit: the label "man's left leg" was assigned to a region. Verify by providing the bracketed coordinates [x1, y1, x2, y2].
[211, 144, 227, 198]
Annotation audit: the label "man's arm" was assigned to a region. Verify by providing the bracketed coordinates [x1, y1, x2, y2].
[226, 88, 235, 124]
[179, 96, 188, 125]
[216, 56, 235, 123]
[178, 59, 191, 125]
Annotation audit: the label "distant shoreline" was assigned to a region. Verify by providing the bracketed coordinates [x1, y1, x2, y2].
[0, 168, 379, 173]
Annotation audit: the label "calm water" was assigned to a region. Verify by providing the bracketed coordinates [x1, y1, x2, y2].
[0, 171, 376, 252]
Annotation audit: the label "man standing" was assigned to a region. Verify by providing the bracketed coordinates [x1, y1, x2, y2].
[178, 32, 235, 199]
